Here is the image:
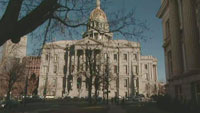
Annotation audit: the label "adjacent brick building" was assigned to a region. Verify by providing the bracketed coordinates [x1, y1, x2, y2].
[23, 56, 41, 96]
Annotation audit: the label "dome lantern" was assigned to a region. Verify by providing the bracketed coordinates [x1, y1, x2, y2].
[97, 0, 100, 9]
[83, 0, 113, 40]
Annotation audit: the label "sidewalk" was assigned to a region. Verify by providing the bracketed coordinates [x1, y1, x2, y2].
[108, 105, 126, 113]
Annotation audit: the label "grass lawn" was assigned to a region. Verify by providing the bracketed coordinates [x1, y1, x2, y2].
[122, 102, 171, 113]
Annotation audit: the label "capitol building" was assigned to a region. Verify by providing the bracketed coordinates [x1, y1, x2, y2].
[38, 0, 159, 99]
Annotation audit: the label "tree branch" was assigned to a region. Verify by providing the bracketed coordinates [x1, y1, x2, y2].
[0, 0, 60, 46]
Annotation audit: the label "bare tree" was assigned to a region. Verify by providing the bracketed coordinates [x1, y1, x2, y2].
[84, 49, 97, 104]
[28, 73, 39, 96]
[66, 46, 103, 104]
[67, 43, 116, 104]
[0, 36, 26, 68]
[39, 82, 56, 98]
[0, 58, 26, 101]
[0, 38, 26, 98]
[0, 0, 149, 47]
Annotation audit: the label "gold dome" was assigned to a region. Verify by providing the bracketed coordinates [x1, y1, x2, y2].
[89, 0, 107, 23]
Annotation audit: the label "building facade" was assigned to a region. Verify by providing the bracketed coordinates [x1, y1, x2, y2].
[23, 56, 41, 95]
[38, 0, 159, 99]
[0, 36, 27, 98]
[157, 0, 200, 102]
[1, 36, 27, 62]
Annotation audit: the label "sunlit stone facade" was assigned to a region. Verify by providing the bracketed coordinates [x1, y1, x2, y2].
[38, 0, 158, 99]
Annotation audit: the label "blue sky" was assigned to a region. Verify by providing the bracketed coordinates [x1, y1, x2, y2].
[128, 0, 165, 82]
[26, 0, 166, 82]
[108, 0, 165, 82]
[0, 0, 165, 82]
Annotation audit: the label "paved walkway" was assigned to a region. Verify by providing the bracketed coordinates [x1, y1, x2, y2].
[108, 105, 126, 113]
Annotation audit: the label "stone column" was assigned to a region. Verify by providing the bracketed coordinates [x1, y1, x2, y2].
[74, 49, 77, 73]
[67, 50, 70, 75]
[82, 50, 87, 91]
[169, 0, 184, 75]
[182, 0, 200, 71]
[155, 66, 158, 81]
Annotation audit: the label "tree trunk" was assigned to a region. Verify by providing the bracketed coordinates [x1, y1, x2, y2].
[106, 85, 109, 104]
[0, 0, 60, 46]
[6, 83, 12, 101]
[94, 87, 98, 104]
[88, 83, 92, 104]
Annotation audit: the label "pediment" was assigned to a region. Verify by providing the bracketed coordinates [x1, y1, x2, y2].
[44, 43, 65, 49]
[74, 38, 103, 45]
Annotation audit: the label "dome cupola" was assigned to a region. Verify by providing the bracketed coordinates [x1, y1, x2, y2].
[90, 0, 107, 23]
[83, 0, 113, 41]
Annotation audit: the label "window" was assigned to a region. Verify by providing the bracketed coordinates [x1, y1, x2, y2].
[77, 54, 82, 71]
[133, 54, 137, 60]
[123, 54, 127, 61]
[44, 66, 47, 74]
[54, 54, 58, 62]
[72, 65, 75, 73]
[175, 85, 182, 100]
[166, 19, 170, 38]
[94, 33, 98, 39]
[114, 54, 117, 61]
[45, 54, 49, 61]
[124, 65, 128, 74]
[53, 79, 57, 87]
[145, 64, 148, 70]
[114, 65, 118, 73]
[54, 65, 57, 73]
[124, 79, 128, 87]
[167, 51, 173, 75]
[133, 65, 138, 74]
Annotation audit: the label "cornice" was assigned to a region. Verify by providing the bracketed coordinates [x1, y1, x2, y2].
[156, 0, 169, 18]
